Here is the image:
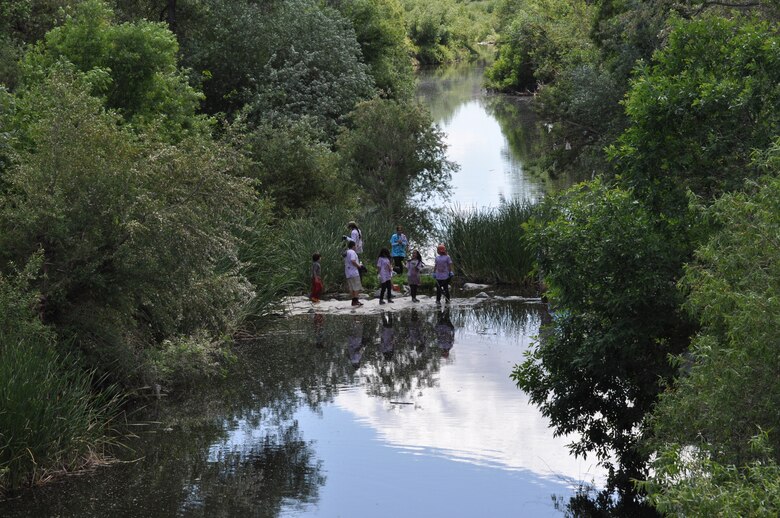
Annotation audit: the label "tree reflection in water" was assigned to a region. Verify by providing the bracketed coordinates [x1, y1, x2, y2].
[0, 302, 549, 517]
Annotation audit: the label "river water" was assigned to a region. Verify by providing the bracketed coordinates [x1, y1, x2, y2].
[0, 66, 600, 517]
[416, 63, 548, 208]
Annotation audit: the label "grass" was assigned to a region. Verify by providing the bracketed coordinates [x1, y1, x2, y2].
[438, 200, 538, 286]
[0, 263, 121, 492]
[0, 339, 121, 491]
[244, 206, 424, 304]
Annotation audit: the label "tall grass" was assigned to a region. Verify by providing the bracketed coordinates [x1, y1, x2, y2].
[438, 200, 538, 286]
[0, 260, 120, 492]
[241, 206, 405, 315]
[270, 207, 398, 293]
[0, 339, 120, 491]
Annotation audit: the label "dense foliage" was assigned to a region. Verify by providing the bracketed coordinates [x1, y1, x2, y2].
[439, 201, 536, 285]
[403, 0, 497, 65]
[0, 0, 461, 491]
[0, 254, 119, 491]
[337, 97, 456, 223]
[492, 1, 780, 513]
[611, 15, 780, 202]
[515, 180, 693, 511]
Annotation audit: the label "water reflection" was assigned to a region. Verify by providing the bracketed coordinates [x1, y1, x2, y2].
[347, 316, 364, 369]
[0, 302, 601, 518]
[417, 64, 547, 208]
[435, 308, 455, 358]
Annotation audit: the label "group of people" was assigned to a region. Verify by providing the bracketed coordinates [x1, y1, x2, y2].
[310, 221, 455, 307]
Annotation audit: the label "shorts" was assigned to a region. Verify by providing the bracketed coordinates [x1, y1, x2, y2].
[346, 276, 362, 292]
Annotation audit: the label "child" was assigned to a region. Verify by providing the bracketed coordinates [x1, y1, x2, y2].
[376, 247, 394, 304]
[433, 243, 454, 304]
[310, 252, 322, 303]
[406, 249, 424, 302]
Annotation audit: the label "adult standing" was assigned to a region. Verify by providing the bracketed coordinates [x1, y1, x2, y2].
[389, 225, 408, 275]
[348, 220, 364, 280]
[344, 240, 364, 307]
[433, 243, 454, 304]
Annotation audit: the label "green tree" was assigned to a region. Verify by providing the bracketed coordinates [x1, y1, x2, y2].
[0, 65, 255, 385]
[22, 0, 204, 140]
[177, 0, 374, 139]
[235, 116, 345, 213]
[514, 179, 693, 510]
[328, 0, 415, 99]
[645, 434, 780, 517]
[0, 0, 78, 88]
[241, 0, 375, 140]
[609, 15, 780, 202]
[648, 144, 780, 476]
[337, 98, 456, 221]
[486, 0, 595, 92]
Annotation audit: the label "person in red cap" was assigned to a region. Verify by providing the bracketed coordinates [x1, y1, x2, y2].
[433, 243, 454, 304]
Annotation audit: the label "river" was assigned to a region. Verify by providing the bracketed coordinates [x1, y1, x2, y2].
[0, 65, 599, 518]
[416, 63, 549, 208]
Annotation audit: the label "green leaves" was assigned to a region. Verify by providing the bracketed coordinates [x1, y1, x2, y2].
[337, 97, 456, 220]
[514, 179, 693, 501]
[0, 65, 255, 386]
[486, 0, 595, 92]
[612, 15, 780, 201]
[22, 0, 204, 141]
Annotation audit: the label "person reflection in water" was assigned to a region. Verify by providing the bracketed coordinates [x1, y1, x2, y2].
[347, 317, 364, 369]
[435, 308, 455, 358]
[408, 309, 425, 354]
[380, 312, 394, 360]
[313, 313, 325, 349]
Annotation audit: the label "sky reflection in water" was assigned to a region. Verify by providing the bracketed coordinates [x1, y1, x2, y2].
[416, 64, 546, 209]
[279, 305, 602, 517]
[0, 303, 602, 518]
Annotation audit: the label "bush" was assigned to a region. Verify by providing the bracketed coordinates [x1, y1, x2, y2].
[0, 65, 255, 386]
[0, 255, 120, 491]
[513, 179, 693, 506]
[645, 434, 780, 517]
[649, 164, 780, 471]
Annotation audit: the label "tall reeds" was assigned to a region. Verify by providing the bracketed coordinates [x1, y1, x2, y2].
[241, 206, 404, 315]
[0, 339, 121, 491]
[0, 262, 120, 491]
[438, 201, 538, 286]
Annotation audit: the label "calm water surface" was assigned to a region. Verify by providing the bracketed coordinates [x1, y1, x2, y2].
[0, 66, 600, 517]
[1, 303, 601, 517]
[416, 63, 548, 208]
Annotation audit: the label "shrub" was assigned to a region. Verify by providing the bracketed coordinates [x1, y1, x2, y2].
[0, 255, 120, 491]
[0, 65, 255, 386]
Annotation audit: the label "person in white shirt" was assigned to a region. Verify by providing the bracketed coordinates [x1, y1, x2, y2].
[344, 240, 364, 306]
[348, 221, 363, 255]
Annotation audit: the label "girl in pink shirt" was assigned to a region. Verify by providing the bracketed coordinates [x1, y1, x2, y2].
[376, 248, 394, 304]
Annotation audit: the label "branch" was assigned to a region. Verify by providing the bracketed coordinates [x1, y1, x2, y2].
[693, 1, 762, 16]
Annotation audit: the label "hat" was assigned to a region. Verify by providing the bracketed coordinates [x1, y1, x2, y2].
[348, 220, 357, 228]
[437, 244, 446, 254]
